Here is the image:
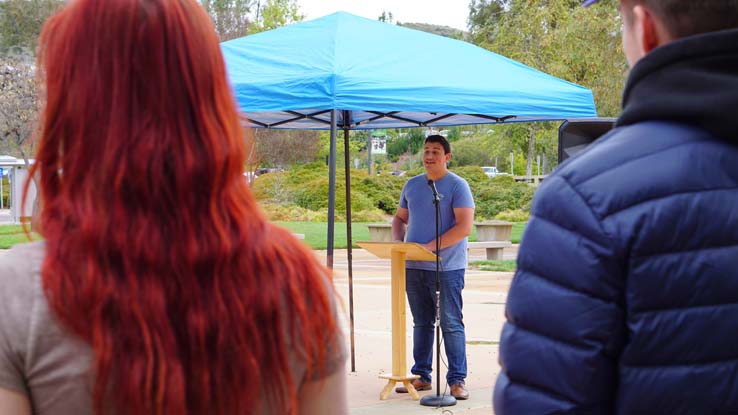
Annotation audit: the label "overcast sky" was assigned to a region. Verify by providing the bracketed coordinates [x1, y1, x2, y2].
[297, 0, 471, 32]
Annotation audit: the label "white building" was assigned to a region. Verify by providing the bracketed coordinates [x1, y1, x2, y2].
[0, 155, 37, 224]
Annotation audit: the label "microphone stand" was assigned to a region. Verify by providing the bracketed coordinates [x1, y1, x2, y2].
[420, 180, 456, 407]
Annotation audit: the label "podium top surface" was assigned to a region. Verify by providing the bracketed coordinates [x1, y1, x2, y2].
[356, 241, 437, 261]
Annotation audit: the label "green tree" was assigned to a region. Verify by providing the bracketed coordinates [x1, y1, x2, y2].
[467, 0, 625, 170]
[471, 0, 625, 115]
[449, 136, 494, 167]
[467, 0, 507, 46]
[255, 129, 321, 168]
[446, 126, 462, 142]
[200, 0, 255, 41]
[547, 0, 626, 117]
[398, 22, 465, 40]
[405, 129, 426, 155]
[248, 0, 303, 34]
[0, 0, 64, 52]
[0, 51, 37, 163]
[386, 132, 409, 161]
[0, 50, 40, 228]
[316, 129, 368, 169]
[378, 10, 394, 23]
[0, 0, 61, 160]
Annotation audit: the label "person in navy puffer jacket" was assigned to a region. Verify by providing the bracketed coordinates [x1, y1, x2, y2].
[494, 1, 738, 414]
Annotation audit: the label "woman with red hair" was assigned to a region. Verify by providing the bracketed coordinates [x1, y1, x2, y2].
[0, 0, 346, 414]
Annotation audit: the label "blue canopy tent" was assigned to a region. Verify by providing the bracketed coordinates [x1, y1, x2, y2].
[221, 12, 597, 370]
[222, 12, 595, 129]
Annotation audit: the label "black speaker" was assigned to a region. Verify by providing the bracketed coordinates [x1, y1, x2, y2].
[558, 118, 616, 163]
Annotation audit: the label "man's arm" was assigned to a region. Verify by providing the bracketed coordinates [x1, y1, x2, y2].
[421, 207, 474, 252]
[391, 207, 409, 242]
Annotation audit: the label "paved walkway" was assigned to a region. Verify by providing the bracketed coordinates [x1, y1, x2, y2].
[322, 246, 517, 415]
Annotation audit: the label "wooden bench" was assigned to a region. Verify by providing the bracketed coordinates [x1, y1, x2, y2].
[367, 222, 512, 259]
[474, 220, 513, 241]
[467, 240, 512, 260]
[367, 223, 393, 242]
[472, 221, 513, 260]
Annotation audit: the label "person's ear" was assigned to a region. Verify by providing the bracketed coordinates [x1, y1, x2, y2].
[634, 4, 670, 53]
[444, 152, 451, 163]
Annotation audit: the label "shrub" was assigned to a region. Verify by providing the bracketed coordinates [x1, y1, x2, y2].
[251, 163, 535, 222]
[250, 171, 291, 203]
[259, 203, 327, 221]
[352, 174, 405, 214]
[452, 166, 488, 188]
[494, 209, 530, 222]
[448, 136, 493, 167]
[284, 162, 329, 189]
[352, 209, 389, 222]
[259, 202, 387, 222]
[473, 179, 535, 220]
[290, 177, 376, 212]
[405, 166, 424, 177]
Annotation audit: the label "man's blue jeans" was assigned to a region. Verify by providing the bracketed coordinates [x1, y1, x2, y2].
[405, 268, 466, 385]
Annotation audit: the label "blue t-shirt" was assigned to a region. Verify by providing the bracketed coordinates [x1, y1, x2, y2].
[399, 172, 475, 271]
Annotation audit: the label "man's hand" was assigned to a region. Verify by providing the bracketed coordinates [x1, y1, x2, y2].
[422, 241, 436, 252]
[423, 207, 474, 252]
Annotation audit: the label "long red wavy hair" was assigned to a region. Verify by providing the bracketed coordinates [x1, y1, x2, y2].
[31, 0, 339, 413]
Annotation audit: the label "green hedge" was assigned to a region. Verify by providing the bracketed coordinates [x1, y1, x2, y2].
[251, 164, 536, 222]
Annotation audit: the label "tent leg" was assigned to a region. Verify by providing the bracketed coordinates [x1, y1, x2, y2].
[342, 116, 356, 372]
[326, 110, 337, 269]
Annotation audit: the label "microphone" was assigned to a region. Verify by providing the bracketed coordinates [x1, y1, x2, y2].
[427, 179, 440, 203]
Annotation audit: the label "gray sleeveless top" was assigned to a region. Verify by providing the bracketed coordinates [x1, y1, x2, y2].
[0, 242, 345, 414]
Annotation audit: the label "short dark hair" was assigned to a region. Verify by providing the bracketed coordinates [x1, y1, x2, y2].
[621, 0, 738, 38]
[425, 134, 451, 154]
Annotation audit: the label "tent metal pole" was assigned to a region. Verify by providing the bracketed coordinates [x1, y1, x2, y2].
[327, 110, 337, 269]
[367, 130, 372, 175]
[342, 110, 356, 372]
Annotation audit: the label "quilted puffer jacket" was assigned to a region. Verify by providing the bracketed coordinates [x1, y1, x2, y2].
[494, 28, 738, 414]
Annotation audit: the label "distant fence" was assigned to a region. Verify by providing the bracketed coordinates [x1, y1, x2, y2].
[513, 175, 547, 185]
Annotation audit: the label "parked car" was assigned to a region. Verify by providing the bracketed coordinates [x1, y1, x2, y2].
[481, 166, 511, 178]
[256, 167, 284, 176]
[243, 171, 257, 183]
[482, 166, 500, 178]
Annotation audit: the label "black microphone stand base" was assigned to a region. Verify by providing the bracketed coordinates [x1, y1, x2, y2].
[419, 394, 457, 407]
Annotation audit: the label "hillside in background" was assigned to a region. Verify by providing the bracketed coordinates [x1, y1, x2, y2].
[398, 22, 466, 40]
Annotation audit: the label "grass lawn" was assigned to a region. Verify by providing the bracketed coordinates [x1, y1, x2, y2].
[469, 259, 517, 272]
[0, 225, 41, 249]
[276, 221, 527, 250]
[0, 221, 527, 251]
[273, 221, 372, 250]
[510, 222, 525, 244]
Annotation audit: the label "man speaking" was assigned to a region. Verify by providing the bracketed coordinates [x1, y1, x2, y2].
[392, 134, 475, 400]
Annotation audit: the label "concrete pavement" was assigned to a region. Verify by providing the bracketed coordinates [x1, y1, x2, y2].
[325, 246, 517, 415]
[0, 209, 11, 224]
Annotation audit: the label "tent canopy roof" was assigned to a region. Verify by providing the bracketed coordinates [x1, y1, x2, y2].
[221, 12, 597, 130]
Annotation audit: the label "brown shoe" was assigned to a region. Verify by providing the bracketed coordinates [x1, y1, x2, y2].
[395, 378, 432, 393]
[450, 382, 469, 400]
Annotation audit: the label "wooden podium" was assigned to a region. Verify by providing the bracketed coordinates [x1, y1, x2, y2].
[356, 241, 437, 400]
